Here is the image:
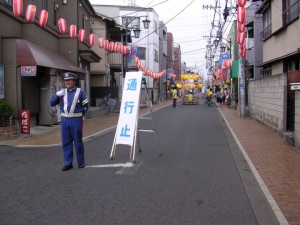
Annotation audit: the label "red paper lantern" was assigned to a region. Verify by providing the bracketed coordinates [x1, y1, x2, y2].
[78, 29, 86, 42]
[113, 42, 118, 52]
[88, 33, 95, 46]
[239, 48, 247, 57]
[13, 0, 23, 17]
[237, 7, 246, 24]
[103, 39, 109, 51]
[222, 59, 228, 68]
[25, 4, 36, 22]
[228, 59, 233, 68]
[122, 46, 127, 55]
[237, 31, 246, 45]
[58, 18, 67, 34]
[109, 41, 115, 52]
[116, 43, 122, 53]
[238, 22, 245, 33]
[38, 9, 48, 27]
[134, 56, 139, 65]
[69, 24, 77, 38]
[237, 0, 247, 7]
[98, 37, 104, 48]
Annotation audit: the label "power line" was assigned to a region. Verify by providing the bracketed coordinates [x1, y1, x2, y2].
[133, 0, 197, 44]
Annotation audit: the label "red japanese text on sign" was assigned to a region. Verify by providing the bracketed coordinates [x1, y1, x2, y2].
[20, 110, 30, 134]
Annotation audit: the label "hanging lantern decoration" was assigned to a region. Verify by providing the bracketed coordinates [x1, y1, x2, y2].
[239, 39, 245, 50]
[88, 33, 95, 46]
[137, 62, 142, 69]
[25, 4, 36, 22]
[228, 59, 233, 68]
[237, 7, 246, 24]
[238, 22, 245, 33]
[239, 48, 247, 57]
[113, 42, 118, 52]
[38, 9, 48, 27]
[222, 59, 229, 68]
[237, 31, 246, 45]
[108, 41, 115, 52]
[78, 29, 86, 42]
[143, 67, 147, 74]
[13, 0, 23, 17]
[134, 56, 139, 65]
[116, 43, 122, 54]
[140, 64, 144, 71]
[58, 18, 67, 34]
[103, 39, 109, 51]
[98, 37, 104, 48]
[69, 24, 77, 38]
[237, 0, 247, 7]
[122, 46, 127, 55]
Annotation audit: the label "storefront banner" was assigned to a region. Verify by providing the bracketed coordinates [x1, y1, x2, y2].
[21, 66, 37, 76]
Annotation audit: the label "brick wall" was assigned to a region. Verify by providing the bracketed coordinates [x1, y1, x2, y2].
[0, 124, 19, 142]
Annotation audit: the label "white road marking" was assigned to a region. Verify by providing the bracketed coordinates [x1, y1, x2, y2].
[86, 162, 134, 168]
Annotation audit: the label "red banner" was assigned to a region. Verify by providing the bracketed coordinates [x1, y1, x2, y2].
[20, 110, 30, 134]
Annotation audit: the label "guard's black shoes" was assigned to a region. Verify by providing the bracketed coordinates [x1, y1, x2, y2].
[61, 165, 73, 171]
[78, 164, 85, 168]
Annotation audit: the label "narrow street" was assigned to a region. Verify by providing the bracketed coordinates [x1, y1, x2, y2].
[0, 101, 280, 225]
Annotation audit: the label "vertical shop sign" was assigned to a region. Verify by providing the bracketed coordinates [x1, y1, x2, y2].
[20, 110, 30, 134]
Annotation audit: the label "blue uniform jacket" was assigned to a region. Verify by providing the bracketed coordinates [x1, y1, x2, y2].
[50, 87, 89, 115]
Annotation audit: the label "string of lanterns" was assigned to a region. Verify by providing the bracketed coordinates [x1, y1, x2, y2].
[12, 0, 167, 78]
[177, 74, 203, 89]
[237, 0, 247, 58]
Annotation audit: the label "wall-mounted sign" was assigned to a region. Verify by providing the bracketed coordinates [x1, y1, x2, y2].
[21, 66, 37, 76]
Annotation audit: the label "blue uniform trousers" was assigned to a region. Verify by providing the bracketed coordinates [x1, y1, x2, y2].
[61, 116, 84, 166]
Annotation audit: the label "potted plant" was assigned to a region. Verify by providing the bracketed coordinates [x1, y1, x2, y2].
[0, 99, 14, 127]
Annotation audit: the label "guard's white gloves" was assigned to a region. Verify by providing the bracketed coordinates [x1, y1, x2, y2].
[56, 89, 65, 97]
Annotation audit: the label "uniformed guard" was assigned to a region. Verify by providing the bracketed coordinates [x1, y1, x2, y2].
[50, 72, 89, 171]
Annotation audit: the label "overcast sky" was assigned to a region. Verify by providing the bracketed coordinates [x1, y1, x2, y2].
[89, 0, 234, 72]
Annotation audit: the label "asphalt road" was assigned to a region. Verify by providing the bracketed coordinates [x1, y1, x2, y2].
[0, 101, 280, 225]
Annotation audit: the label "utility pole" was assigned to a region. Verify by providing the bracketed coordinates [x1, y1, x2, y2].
[239, 56, 246, 117]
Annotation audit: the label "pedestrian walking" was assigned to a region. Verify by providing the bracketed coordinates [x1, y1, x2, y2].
[171, 86, 178, 108]
[50, 72, 89, 171]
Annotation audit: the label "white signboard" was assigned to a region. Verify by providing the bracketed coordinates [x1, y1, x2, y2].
[115, 71, 143, 146]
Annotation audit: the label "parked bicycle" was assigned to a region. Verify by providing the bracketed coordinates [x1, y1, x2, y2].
[99, 94, 121, 114]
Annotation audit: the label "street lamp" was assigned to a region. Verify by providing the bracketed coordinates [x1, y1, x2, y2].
[122, 16, 150, 77]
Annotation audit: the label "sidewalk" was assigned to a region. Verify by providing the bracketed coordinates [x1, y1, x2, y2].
[220, 106, 300, 225]
[2, 101, 300, 224]
[1, 100, 173, 147]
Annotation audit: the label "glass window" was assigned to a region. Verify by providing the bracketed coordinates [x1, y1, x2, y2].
[137, 47, 146, 60]
[5, 0, 12, 7]
[154, 49, 158, 62]
[122, 17, 140, 30]
[284, 0, 300, 24]
[43, 0, 48, 10]
[262, 8, 271, 40]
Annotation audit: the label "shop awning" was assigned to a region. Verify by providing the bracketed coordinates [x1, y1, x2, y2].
[16, 39, 84, 73]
